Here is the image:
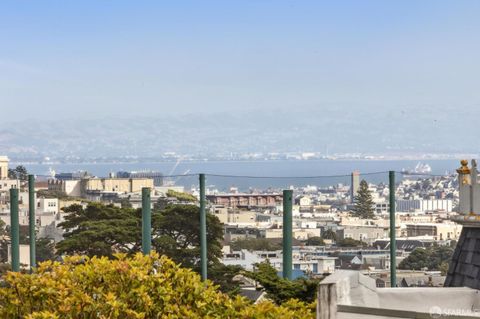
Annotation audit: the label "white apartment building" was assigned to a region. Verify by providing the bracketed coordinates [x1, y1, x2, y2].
[222, 249, 336, 274]
[396, 199, 453, 213]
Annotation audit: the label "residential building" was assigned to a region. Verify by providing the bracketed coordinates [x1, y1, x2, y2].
[83, 178, 154, 194]
[0, 156, 8, 179]
[48, 179, 82, 197]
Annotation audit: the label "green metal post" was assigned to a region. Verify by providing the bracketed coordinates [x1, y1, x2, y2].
[389, 171, 397, 287]
[283, 189, 293, 280]
[141, 187, 151, 254]
[199, 174, 207, 281]
[10, 187, 20, 272]
[28, 175, 36, 270]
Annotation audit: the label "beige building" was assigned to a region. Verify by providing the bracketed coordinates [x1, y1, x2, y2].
[298, 196, 312, 206]
[0, 179, 21, 193]
[8, 244, 30, 267]
[213, 207, 257, 225]
[48, 179, 82, 197]
[83, 178, 154, 194]
[405, 222, 462, 240]
[0, 156, 8, 179]
[265, 228, 321, 240]
[343, 225, 389, 244]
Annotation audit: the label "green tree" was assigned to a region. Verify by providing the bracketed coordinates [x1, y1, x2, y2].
[245, 261, 321, 305]
[57, 203, 141, 257]
[7, 169, 16, 179]
[56, 202, 224, 272]
[305, 237, 325, 246]
[209, 263, 244, 296]
[398, 244, 454, 274]
[336, 238, 368, 247]
[0, 220, 7, 262]
[8, 165, 28, 181]
[152, 204, 223, 269]
[36, 238, 56, 263]
[154, 197, 169, 210]
[0, 219, 6, 237]
[351, 180, 375, 219]
[322, 229, 337, 242]
[119, 197, 132, 208]
[230, 238, 283, 251]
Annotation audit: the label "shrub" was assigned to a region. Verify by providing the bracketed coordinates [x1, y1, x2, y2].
[0, 253, 314, 318]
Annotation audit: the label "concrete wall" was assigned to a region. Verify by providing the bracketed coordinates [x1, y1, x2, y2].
[318, 270, 480, 319]
[8, 244, 30, 267]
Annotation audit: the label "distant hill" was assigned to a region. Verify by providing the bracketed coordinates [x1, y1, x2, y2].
[0, 106, 478, 160]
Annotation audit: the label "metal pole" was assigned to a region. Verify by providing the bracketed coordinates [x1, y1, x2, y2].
[283, 189, 293, 280]
[199, 173, 207, 281]
[389, 171, 397, 287]
[10, 187, 20, 272]
[141, 187, 151, 254]
[28, 175, 36, 270]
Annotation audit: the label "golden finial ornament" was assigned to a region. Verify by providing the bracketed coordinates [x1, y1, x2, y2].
[457, 159, 471, 174]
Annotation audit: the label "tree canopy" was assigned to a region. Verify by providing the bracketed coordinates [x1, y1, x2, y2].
[152, 204, 223, 269]
[305, 237, 325, 246]
[7, 165, 28, 181]
[321, 229, 337, 242]
[245, 261, 321, 305]
[57, 203, 223, 268]
[398, 244, 453, 274]
[351, 180, 375, 219]
[57, 203, 142, 257]
[336, 238, 368, 248]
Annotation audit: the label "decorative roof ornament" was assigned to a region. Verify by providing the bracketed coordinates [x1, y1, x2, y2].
[457, 159, 471, 174]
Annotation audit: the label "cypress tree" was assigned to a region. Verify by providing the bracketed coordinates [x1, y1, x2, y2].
[352, 180, 375, 219]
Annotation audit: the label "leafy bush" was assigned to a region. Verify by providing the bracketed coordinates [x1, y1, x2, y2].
[0, 253, 314, 318]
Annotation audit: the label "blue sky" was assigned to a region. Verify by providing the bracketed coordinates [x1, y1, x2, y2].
[1, 1, 480, 122]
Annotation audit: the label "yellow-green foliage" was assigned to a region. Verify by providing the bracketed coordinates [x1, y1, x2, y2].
[166, 189, 197, 202]
[0, 253, 314, 318]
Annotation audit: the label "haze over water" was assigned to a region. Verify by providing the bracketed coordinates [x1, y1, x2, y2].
[22, 159, 459, 191]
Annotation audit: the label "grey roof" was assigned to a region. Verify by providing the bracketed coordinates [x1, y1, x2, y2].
[399, 276, 446, 287]
[445, 227, 480, 289]
[238, 289, 265, 302]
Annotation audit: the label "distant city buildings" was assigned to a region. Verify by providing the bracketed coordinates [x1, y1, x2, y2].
[116, 171, 164, 186]
[0, 153, 467, 278]
[207, 194, 283, 208]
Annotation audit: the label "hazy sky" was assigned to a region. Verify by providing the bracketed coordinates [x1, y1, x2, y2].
[1, 1, 480, 123]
